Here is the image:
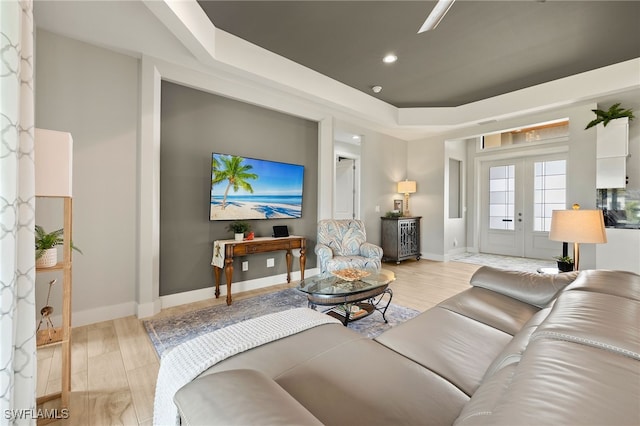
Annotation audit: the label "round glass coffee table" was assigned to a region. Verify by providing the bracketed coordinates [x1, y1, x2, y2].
[297, 269, 395, 325]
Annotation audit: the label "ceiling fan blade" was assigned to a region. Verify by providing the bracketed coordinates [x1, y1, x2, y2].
[418, 0, 456, 33]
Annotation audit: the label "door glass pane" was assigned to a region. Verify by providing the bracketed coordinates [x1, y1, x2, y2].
[489, 165, 515, 230]
[534, 160, 566, 232]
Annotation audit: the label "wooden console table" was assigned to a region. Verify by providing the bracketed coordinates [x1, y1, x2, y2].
[212, 236, 306, 305]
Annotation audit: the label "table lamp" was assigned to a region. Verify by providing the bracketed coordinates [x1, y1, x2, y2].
[397, 180, 417, 217]
[549, 204, 607, 270]
[35, 128, 73, 197]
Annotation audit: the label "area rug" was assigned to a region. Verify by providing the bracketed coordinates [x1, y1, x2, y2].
[450, 253, 555, 273]
[143, 288, 420, 356]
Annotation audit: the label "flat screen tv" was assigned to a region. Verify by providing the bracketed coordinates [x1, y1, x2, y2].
[210, 153, 304, 220]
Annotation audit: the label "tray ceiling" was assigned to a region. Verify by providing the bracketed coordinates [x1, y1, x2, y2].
[198, 1, 640, 108]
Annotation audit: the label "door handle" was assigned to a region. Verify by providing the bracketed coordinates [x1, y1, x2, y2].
[502, 219, 513, 222]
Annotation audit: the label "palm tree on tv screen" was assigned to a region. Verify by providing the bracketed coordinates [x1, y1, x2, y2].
[212, 155, 258, 209]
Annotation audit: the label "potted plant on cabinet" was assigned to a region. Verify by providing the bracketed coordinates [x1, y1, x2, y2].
[554, 255, 574, 272]
[227, 221, 251, 241]
[35, 225, 82, 268]
[585, 103, 634, 129]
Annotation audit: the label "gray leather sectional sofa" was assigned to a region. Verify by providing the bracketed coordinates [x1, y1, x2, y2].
[173, 266, 640, 425]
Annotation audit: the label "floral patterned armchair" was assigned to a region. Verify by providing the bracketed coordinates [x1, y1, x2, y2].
[315, 219, 383, 273]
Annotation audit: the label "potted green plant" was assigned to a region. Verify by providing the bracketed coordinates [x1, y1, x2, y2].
[554, 255, 574, 273]
[227, 221, 251, 241]
[585, 103, 634, 129]
[35, 225, 82, 268]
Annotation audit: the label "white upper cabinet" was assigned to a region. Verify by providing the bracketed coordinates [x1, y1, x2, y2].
[596, 117, 628, 188]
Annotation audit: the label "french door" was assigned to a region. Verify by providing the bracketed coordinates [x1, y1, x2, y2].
[479, 154, 566, 259]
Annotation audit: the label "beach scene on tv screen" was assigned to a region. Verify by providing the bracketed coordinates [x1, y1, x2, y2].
[210, 153, 304, 220]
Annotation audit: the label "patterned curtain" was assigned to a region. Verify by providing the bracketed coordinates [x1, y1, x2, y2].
[0, 1, 37, 425]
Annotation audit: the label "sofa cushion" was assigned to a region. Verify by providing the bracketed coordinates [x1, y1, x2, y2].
[375, 306, 512, 396]
[375, 287, 539, 396]
[197, 321, 470, 425]
[198, 322, 363, 379]
[533, 289, 640, 360]
[174, 369, 323, 426]
[317, 219, 367, 256]
[325, 255, 381, 272]
[438, 287, 540, 335]
[455, 339, 640, 425]
[470, 266, 578, 308]
[564, 269, 640, 302]
[274, 333, 469, 425]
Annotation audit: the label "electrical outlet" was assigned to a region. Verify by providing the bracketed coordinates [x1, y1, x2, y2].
[242, 261, 249, 271]
[267, 258, 275, 268]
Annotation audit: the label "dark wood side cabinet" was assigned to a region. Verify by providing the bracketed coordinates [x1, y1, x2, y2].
[381, 216, 421, 264]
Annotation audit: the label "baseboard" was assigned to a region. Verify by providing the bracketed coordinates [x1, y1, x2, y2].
[158, 268, 319, 310]
[420, 252, 445, 262]
[48, 301, 138, 328]
[55, 270, 319, 325]
[443, 247, 469, 262]
[136, 299, 162, 319]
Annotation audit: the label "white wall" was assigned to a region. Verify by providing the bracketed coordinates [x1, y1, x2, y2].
[408, 140, 445, 260]
[334, 121, 408, 246]
[444, 140, 467, 258]
[360, 134, 408, 246]
[35, 30, 139, 326]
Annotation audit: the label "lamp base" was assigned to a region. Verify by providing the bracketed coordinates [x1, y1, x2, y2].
[403, 193, 411, 217]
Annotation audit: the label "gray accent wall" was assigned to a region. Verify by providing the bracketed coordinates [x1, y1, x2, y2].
[160, 81, 318, 296]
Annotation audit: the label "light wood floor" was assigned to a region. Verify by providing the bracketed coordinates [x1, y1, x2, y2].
[37, 259, 481, 425]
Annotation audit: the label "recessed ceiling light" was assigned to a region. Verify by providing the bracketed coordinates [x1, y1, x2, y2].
[383, 54, 398, 64]
[372, 85, 383, 93]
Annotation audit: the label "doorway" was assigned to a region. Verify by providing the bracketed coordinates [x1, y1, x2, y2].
[334, 155, 359, 219]
[479, 154, 567, 259]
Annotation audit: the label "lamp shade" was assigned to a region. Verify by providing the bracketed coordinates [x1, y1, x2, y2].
[398, 180, 417, 194]
[35, 128, 73, 197]
[549, 209, 607, 244]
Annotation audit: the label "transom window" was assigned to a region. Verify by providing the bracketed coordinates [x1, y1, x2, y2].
[482, 120, 569, 150]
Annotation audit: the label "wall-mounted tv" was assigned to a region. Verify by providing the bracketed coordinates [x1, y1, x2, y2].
[210, 153, 304, 220]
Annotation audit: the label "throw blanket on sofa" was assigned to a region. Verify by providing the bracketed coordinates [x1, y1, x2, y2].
[153, 307, 341, 425]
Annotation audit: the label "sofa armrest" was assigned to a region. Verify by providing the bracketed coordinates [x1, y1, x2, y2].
[470, 266, 579, 308]
[314, 243, 333, 272]
[314, 243, 332, 257]
[174, 369, 323, 426]
[360, 242, 383, 259]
